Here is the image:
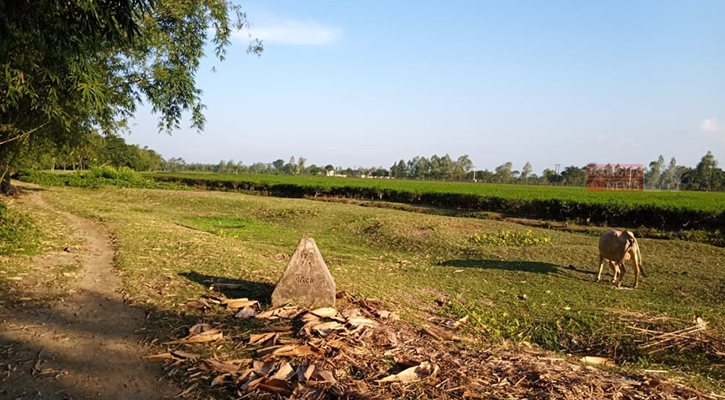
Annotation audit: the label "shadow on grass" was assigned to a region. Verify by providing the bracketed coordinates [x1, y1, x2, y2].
[439, 259, 560, 274]
[179, 271, 275, 305]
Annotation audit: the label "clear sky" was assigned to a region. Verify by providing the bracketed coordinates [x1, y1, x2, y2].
[128, 0, 725, 173]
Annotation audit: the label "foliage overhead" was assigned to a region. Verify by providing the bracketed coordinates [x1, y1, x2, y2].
[0, 0, 262, 189]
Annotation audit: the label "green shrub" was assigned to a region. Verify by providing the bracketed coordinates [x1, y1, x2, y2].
[469, 229, 552, 246]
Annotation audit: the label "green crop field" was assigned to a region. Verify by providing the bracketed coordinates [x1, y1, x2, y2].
[146, 173, 725, 238]
[147, 172, 725, 213]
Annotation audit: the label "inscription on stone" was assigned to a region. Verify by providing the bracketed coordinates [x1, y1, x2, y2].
[295, 275, 314, 285]
[271, 238, 335, 308]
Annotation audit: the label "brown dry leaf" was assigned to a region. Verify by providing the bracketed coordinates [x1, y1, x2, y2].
[171, 351, 201, 360]
[310, 307, 338, 318]
[240, 375, 265, 392]
[325, 339, 348, 350]
[188, 323, 214, 335]
[376, 361, 440, 383]
[263, 325, 293, 333]
[253, 360, 277, 376]
[211, 373, 230, 387]
[255, 306, 302, 320]
[235, 306, 256, 319]
[224, 298, 259, 309]
[580, 356, 615, 367]
[346, 317, 377, 328]
[276, 307, 305, 319]
[258, 378, 292, 394]
[311, 321, 346, 337]
[143, 352, 175, 359]
[200, 359, 242, 374]
[185, 299, 212, 310]
[376, 310, 397, 320]
[309, 369, 337, 384]
[224, 358, 253, 366]
[249, 332, 278, 346]
[445, 315, 469, 329]
[164, 328, 223, 345]
[341, 308, 362, 319]
[296, 364, 316, 382]
[255, 309, 279, 320]
[257, 345, 286, 357]
[271, 362, 295, 380]
[264, 345, 318, 358]
[300, 312, 321, 323]
[422, 325, 454, 341]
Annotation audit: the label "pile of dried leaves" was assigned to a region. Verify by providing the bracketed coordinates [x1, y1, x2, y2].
[613, 309, 725, 358]
[148, 292, 724, 400]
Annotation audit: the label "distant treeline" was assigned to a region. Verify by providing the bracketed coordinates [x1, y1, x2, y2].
[13, 131, 725, 192]
[161, 152, 725, 192]
[17, 132, 163, 172]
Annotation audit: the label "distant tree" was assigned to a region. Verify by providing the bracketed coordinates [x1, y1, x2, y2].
[494, 162, 513, 183]
[542, 168, 562, 184]
[662, 157, 678, 190]
[693, 151, 719, 191]
[521, 162, 533, 181]
[561, 166, 587, 186]
[646, 155, 665, 189]
[272, 159, 285, 172]
[427, 155, 440, 179]
[297, 157, 307, 175]
[307, 164, 323, 175]
[439, 154, 454, 179]
[390, 160, 407, 178]
[457, 155, 473, 175]
[371, 168, 389, 177]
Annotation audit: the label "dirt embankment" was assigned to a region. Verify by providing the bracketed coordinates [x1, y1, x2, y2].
[0, 189, 176, 400]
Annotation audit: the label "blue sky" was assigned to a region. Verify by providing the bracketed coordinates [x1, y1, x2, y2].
[129, 0, 724, 172]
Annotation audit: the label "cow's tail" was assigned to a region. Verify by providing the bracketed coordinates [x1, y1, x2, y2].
[635, 240, 646, 277]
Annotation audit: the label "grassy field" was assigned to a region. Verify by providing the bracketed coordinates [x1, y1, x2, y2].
[145, 173, 725, 240]
[20, 185, 724, 391]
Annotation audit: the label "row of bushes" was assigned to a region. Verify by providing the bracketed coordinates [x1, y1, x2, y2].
[151, 176, 725, 233]
[17, 167, 188, 190]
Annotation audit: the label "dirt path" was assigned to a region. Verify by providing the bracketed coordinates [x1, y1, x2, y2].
[0, 190, 177, 400]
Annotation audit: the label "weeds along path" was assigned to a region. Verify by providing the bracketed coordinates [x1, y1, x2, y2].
[0, 189, 177, 400]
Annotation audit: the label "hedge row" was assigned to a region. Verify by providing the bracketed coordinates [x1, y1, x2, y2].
[151, 176, 725, 233]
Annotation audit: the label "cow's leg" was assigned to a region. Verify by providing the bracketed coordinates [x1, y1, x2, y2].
[611, 262, 619, 283]
[617, 261, 627, 288]
[633, 259, 640, 288]
[596, 255, 605, 282]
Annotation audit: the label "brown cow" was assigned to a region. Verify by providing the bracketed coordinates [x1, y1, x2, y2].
[597, 230, 645, 288]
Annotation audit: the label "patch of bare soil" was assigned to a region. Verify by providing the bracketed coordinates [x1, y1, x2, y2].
[0, 189, 177, 400]
[161, 291, 724, 400]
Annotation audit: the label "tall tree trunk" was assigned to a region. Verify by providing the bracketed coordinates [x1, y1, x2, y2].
[1, 170, 15, 195]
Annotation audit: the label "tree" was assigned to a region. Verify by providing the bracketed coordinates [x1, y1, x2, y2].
[521, 162, 533, 181]
[542, 168, 562, 184]
[662, 157, 678, 190]
[561, 166, 587, 186]
[645, 155, 664, 189]
[272, 159, 285, 173]
[390, 160, 407, 178]
[297, 157, 307, 175]
[1, 0, 263, 194]
[494, 162, 513, 183]
[693, 151, 719, 191]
